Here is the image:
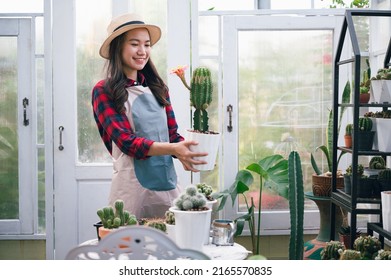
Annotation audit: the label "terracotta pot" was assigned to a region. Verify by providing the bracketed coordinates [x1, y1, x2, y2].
[344, 135, 352, 148]
[312, 174, 344, 197]
[360, 93, 370, 104]
[98, 226, 131, 247]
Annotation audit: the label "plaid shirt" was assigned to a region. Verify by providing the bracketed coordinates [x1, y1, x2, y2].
[92, 74, 184, 159]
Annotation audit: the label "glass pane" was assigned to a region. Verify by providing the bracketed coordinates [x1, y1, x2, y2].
[0, 37, 19, 219]
[198, 0, 254, 11]
[76, 0, 168, 163]
[238, 30, 334, 211]
[0, 0, 43, 13]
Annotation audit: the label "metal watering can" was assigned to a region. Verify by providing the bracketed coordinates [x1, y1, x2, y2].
[211, 219, 236, 246]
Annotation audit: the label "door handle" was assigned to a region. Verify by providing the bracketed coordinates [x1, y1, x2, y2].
[227, 104, 233, 132]
[58, 126, 64, 151]
[23, 98, 29, 126]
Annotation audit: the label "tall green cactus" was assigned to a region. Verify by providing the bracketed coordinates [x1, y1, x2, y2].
[171, 65, 213, 133]
[97, 199, 137, 229]
[288, 151, 304, 260]
[190, 67, 213, 132]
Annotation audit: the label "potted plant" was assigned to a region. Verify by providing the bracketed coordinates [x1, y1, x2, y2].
[196, 182, 218, 244]
[370, 67, 391, 103]
[310, 81, 350, 196]
[339, 249, 361, 260]
[359, 60, 371, 104]
[353, 235, 381, 260]
[343, 164, 353, 194]
[365, 109, 391, 152]
[171, 65, 220, 171]
[338, 225, 361, 249]
[355, 116, 375, 151]
[212, 151, 305, 259]
[344, 123, 353, 148]
[365, 156, 386, 178]
[320, 240, 346, 260]
[96, 199, 138, 240]
[164, 210, 175, 241]
[169, 185, 211, 250]
[375, 249, 391, 260]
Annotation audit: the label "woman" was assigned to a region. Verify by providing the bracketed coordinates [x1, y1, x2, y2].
[92, 13, 207, 218]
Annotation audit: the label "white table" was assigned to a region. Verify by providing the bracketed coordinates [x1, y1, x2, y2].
[80, 239, 250, 260]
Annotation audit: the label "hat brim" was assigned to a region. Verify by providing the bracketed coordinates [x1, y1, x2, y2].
[99, 24, 161, 59]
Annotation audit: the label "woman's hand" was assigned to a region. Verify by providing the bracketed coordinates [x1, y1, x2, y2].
[173, 141, 208, 172]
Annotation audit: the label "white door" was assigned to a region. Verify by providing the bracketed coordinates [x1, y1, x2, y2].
[0, 18, 34, 235]
[222, 14, 344, 231]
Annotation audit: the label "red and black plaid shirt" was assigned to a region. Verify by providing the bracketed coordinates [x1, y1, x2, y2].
[92, 74, 184, 159]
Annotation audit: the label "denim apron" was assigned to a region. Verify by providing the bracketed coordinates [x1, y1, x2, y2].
[109, 85, 181, 218]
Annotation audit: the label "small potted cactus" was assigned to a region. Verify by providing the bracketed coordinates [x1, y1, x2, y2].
[344, 123, 353, 148]
[355, 117, 375, 151]
[370, 67, 391, 103]
[171, 65, 220, 171]
[364, 156, 386, 181]
[339, 249, 361, 260]
[164, 210, 176, 241]
[353, 235, 381, 260]
[169, 185, 212, 250]
[96, 199, 138, 240]
[320, 240, 346, 260]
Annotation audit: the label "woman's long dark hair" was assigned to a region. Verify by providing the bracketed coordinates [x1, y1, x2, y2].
[104, 32, 169, 113]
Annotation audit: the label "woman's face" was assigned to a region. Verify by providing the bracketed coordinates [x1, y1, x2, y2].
[121, 28, 151, 79]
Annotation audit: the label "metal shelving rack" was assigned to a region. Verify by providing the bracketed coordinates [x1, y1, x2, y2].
[330, 9, 391, 249]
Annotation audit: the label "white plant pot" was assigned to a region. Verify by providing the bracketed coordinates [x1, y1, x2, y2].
[370, 80, 391, 103]
[375, 118, 391, 152]
[165, 223, 176, 242]
[186, 130, 221, 171]
[204, 199, 218, 244]
[381, 191, 391, 232]
[169, 206, 212, 251]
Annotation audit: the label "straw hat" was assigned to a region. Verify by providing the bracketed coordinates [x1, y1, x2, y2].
[99, 13, 161, 59]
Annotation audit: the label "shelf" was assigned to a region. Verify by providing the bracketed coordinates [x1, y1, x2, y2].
[338, 147, 391, 156]
[329, 9, 391, 250]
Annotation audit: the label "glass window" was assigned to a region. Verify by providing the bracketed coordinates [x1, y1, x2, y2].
[0, 37, 19, 220]
[0, 0, 43, 13]
[198, 0, 254, 11]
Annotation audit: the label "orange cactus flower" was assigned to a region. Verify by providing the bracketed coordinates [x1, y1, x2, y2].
[170, 65, 191, 90]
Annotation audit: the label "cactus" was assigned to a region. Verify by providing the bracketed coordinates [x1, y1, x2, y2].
[164, 210, 175, 225]
[97, 199, 137, 229]
[288, 151, 304, 260]
[171, 65, 213, 132]
[320, 240, 346, 260]
[146, 218, 167, 233]
[345, 123, 353, 136]
[378, 168, 391, 180]
[375, 249, 391, 260]
[358, 117, 373, 131]
[353, 235, 381, 260]
[174, 185, 207, 211]
[340, 249, 361, 260]
[196, 183, 214, 200]
[369, 156, 386, 169]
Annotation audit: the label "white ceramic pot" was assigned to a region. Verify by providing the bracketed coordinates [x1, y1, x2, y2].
[381, 191, 391, 232]
[169, 206, 212, 251]
[204, 199, 218, 244]
[375, 118, 391, 152]
[370, 80, 391, 103]
[185, 130, 221, 171]
[165, 223, 176, 242]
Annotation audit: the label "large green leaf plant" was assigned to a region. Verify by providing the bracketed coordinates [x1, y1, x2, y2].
[311, 80, 351, 175]
[213, 152, 304, 259]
